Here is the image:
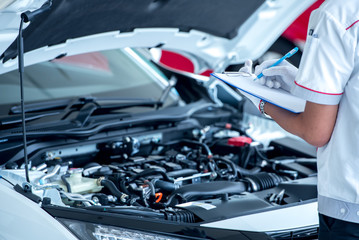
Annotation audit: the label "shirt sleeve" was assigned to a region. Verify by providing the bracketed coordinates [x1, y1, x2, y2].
[292, 9, 355, 105]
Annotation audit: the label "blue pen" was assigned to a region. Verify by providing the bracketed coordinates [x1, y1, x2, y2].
[255, 47, 299, 81]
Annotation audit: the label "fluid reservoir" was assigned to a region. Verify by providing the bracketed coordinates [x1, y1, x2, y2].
[55, 170, 103, 194]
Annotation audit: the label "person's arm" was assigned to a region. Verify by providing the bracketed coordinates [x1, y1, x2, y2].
[264, 101, 338, 147]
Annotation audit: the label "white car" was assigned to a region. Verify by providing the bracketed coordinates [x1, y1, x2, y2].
[0, 0, 318, 239]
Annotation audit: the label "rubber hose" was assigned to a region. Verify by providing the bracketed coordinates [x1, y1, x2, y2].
[129, 168, 173, 183]
[166, 181, 247, 206]
[61, 173, 72, 193]
[100, 179, 127, 201]
[152, 179, 177, 192]
[213, 157, 238, 178]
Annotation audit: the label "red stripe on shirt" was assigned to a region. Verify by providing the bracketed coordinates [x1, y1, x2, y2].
[346, 20, 359, 30]
[258, 100, 262, 112]
[294, 81, 343, 95]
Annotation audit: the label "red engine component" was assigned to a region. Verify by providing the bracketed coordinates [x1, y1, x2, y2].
[227, 136, 252, 147]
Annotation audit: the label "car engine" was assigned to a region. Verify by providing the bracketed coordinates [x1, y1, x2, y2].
[0, 111, 317, 225]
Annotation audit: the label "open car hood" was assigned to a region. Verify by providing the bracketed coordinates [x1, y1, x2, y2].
[0, 2, 322, 239]
[0, 0, 315, 74]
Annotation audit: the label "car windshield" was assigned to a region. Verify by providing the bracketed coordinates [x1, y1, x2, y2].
[0, 48, 179, 114]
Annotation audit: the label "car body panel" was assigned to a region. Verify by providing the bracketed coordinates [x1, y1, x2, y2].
[201, 201, 318, 232]
[0, 182, 77, 240]
[0, 0, 316, 73]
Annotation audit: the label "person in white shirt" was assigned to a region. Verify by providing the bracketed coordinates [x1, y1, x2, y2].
[241, 0, 359, 238]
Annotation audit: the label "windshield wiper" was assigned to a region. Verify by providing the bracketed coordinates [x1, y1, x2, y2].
[9, 97, 157, 114]
[7, 78, 178, 127]
[5, 97, 161, 128]
[74, 99, 161, 127]
[74, 77, 178, 126]
[9, 88, 178, 116]
[0, 112, 60, 126]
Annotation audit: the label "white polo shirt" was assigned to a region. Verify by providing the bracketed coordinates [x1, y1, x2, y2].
[291, 0, 359, 223]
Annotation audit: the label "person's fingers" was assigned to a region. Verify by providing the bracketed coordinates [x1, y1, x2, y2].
[239, 59, 253, 74]
[266, 79, 274, 88]
[262, 66, 288, 76]
[254, 65, 264, 76]
[254, 59, 279, 76]
[245, 59, 253, 68]
[259, 77, 266, 85]
[273, 80, 281, 89]
[254, 59, 295, 76]
[239, 66, 250, 73]
[280, 59, 296, 68]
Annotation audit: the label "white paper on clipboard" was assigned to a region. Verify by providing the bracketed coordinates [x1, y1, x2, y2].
[211, 73, 306, 113]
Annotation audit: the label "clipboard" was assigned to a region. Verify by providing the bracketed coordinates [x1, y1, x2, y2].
[211, 72, 306, 113]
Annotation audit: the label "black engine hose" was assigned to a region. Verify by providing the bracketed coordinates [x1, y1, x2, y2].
[100, 179, 127, 202]
[119, 180, 130, 195]
[242, 146, 254, 169]
[236, 166, 261, 176]
[61, 173, 72, 193]
[128, 168, 173, 183]
[157, 139, 213, 158]
[212, 156, 238, 178]
[165, 181, 247, 206]
[244, 172, 287, 192]
[152, 179, 177, 193]
[180, 139, 213, 157]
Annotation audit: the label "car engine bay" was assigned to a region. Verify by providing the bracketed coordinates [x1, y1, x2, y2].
[0, 106, 317, 226]
[0, 0, 322, 237]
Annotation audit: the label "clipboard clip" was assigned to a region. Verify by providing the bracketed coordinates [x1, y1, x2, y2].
[222, 71, 252, 77]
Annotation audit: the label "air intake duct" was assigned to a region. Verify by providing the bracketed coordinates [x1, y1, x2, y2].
[244, 173, 287, 192]
[164, 209, 197, 223]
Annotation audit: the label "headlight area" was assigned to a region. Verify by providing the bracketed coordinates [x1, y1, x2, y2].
[267, 225, 319, 240]
[58, 218, 185, 240]
[56, 216, 274, 240]
[44, 202, 273, 240]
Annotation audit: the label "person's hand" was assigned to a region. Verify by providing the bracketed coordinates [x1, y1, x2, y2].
[238, 60, 260, 110]
[238, 60, 270, 117]
[239, 59, 254, 75]
[254, 59, 298, 92]
[238, 60, 261, 112]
